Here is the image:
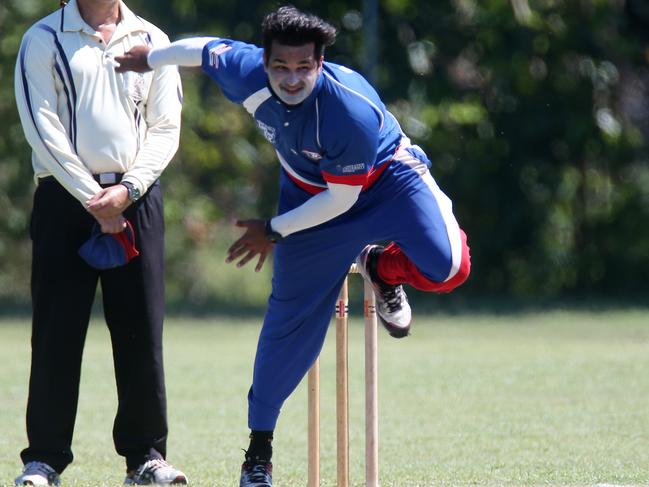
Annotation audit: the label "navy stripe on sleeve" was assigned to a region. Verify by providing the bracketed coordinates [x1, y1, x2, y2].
[53, 62, 74, 143]
[19, 40, 74, 179]
[36, 23, 78, 153]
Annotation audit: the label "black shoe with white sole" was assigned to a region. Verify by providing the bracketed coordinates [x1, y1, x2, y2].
[356, 245, 412, 338]
[239, 461, 272, 487]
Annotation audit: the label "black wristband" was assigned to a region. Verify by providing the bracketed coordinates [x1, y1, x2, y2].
[265, 219, 284, 243]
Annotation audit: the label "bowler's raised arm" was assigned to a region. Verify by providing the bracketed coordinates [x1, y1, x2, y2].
[116, 37, 218, 72]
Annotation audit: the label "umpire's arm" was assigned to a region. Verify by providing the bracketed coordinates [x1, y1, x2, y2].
[14, 29, 102, 204]
[120, 32, 183, 196]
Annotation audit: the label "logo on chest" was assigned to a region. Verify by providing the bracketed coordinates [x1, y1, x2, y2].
[256, 121, 276, 144]
[342, 163, 366, 173]
[122, 72, 147, 103]
[301, 149, 322, 161]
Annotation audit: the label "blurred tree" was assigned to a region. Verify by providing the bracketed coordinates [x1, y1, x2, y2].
[0, 1, 54, 304]
[1, 0, 648, 308]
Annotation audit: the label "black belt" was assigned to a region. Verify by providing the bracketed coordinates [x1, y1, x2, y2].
[38, 172, 123, 186]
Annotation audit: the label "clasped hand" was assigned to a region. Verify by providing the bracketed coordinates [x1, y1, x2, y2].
[86, 185, 131, 233]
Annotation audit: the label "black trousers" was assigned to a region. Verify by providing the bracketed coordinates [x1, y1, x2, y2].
[21, 178, 168, 473]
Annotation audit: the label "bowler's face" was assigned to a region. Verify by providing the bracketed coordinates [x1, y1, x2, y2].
[265, 41, 323, 106]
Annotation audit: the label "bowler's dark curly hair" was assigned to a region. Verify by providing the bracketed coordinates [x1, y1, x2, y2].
[262, 6, 337, 59]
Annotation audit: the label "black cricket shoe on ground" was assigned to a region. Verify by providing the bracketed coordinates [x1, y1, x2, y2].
[239, 461, 272, 487]
[356, 244, 412, 338]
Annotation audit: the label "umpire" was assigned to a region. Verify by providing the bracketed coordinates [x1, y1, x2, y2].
[13, 0, 186, 484]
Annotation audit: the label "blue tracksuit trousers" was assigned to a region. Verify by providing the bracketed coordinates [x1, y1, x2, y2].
[248, 148, 470, 429]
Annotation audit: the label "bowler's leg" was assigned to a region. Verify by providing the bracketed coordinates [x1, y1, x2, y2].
[353, 155, 471, 337]
[376, 168, 471, 293]
[247, 226, 367, 431]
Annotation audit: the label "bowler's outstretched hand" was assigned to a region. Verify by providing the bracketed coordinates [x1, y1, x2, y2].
[226, 219, 273, 272]
[115, 45, 152, 73]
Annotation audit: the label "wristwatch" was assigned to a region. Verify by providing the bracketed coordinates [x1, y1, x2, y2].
[265, 219, 284, 243]
[120, 181, 141, 202]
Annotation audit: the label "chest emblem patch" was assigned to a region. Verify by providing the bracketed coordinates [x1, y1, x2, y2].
[256, 120, 276, 144]
[301, 149, 322, 161]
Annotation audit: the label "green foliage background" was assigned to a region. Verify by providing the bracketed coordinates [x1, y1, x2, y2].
[1, 0, 648, 308]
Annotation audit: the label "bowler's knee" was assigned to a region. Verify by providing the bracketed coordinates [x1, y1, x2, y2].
[419, 229, 471, 294]
[442, 229, 471, 292]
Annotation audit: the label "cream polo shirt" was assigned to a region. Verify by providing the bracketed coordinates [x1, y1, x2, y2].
[14, 0, 182, 204]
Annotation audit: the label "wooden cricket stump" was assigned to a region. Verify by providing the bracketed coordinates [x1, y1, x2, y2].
[307, 263, 379, 487]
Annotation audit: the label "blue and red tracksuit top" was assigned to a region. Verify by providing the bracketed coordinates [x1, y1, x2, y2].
[201, 39, 416, 195]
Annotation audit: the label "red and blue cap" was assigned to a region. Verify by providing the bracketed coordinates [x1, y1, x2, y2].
[78, 221, 140, 270]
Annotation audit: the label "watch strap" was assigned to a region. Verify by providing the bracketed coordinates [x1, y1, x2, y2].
[120, 181, 141, 202]
[265, 219, 284, 243]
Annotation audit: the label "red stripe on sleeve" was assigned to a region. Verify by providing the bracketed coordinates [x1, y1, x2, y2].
[321, 171, 369, 186]
[285, 172, 327, 194]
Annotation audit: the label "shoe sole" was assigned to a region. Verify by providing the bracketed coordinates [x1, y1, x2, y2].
[123, 475, 187, 485]
[17, 480, 58, 486]
[379, 318, 411, 338]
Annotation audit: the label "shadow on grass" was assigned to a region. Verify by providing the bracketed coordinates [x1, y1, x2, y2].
[3, 289, 649, 321]
[0, 297, 268, 321]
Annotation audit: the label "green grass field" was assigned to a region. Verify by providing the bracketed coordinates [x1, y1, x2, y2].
[1, 311, 649, 486]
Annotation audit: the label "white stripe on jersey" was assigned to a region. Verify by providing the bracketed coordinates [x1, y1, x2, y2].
[315, 99, 322, 150]
[394, 145, 462, 281]
[276, 150, 328, 189]
[323, 70, 384, 130]
[243, 87, 272, 115]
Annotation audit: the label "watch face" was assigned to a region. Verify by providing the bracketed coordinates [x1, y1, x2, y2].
[264, 220, 282, 243]
[124, 183, 140, 201]
[269, 231, 283, 243]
